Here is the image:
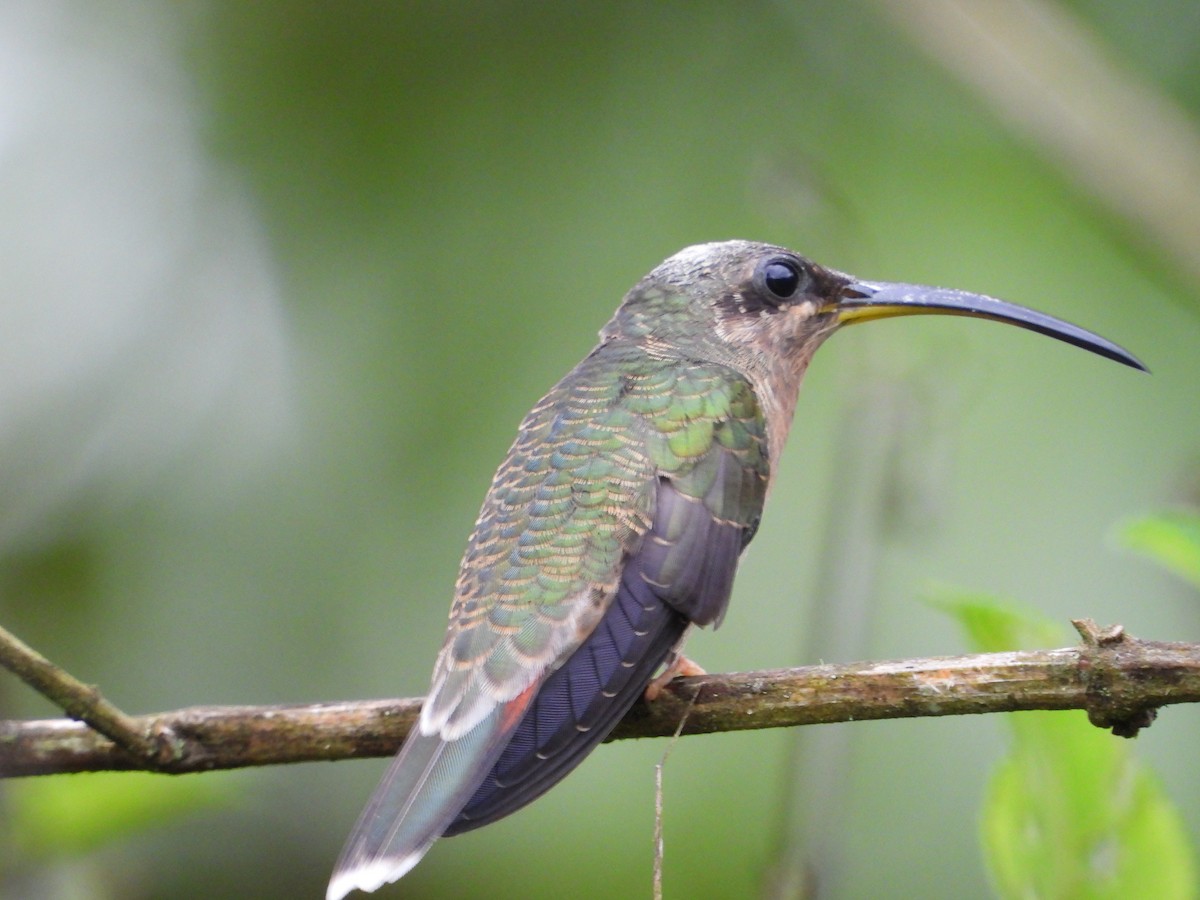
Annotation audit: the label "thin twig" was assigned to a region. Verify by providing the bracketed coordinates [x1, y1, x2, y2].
[654, 685, 699, 900]
[0, 622, 156, 762]
[2, 624, 1198, 778]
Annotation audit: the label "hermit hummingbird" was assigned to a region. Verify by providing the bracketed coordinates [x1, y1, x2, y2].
[327, 240, 1143, 899]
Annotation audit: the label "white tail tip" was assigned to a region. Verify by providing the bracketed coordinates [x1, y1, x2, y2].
[326, 853, 422, 900]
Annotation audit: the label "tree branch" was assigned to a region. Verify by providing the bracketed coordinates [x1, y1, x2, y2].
[2, 619, 1197, 778]
[0, 622, 158, 761]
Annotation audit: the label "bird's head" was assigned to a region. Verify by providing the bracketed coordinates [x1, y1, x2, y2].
[603, 240, 1144, 378]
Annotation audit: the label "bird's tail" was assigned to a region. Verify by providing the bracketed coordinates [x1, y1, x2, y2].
[326, 705, 510, 900]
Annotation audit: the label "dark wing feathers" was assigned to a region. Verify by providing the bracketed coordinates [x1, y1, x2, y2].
[446, 547, 688, 832]
[330, 355, 770, 894]
[442, 366, 770, 831]
[639, 473, 744, 627]
[446, 459, 756, 830]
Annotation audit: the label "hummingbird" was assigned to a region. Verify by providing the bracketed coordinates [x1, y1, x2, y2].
[327, 240, 1143, 899]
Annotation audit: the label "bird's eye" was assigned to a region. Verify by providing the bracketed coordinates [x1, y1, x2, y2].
[762, 259, 802, 300]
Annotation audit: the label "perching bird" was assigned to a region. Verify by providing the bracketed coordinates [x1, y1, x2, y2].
[327, 241, 1142, 899]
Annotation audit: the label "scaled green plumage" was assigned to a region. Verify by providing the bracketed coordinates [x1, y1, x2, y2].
[425, 344, 769, 741]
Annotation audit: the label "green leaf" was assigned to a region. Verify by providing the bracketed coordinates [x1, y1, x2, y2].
[983, 710, 1196, 899]
[1117, 510, 1200, 591]
[923, 588, 1058, 652]
[930, 590, 1197, 899]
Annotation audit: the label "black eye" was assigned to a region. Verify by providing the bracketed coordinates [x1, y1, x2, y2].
[763, 259, 802, 300]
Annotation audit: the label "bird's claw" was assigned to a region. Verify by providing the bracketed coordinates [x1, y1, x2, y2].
[643, 654, 706, 702]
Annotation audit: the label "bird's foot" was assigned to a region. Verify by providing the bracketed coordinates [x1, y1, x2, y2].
[644, 654, 707, 702]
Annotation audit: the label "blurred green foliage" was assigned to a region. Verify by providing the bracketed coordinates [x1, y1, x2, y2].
[6, 773, 228, 863]
[933, 593, 1197, 899]
[1119, 510, 1200, 591]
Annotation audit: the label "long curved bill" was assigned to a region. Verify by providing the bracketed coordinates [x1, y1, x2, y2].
[834, 280, 1146, 371]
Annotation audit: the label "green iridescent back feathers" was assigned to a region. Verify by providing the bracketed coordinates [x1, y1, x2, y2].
[423, 340, 769, 742]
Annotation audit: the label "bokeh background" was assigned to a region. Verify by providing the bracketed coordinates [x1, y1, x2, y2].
[2, 2, 1199, 897]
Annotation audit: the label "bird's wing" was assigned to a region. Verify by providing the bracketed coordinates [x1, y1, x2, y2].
[328, 351, 768, 899]
[445, 361, 770, 830]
